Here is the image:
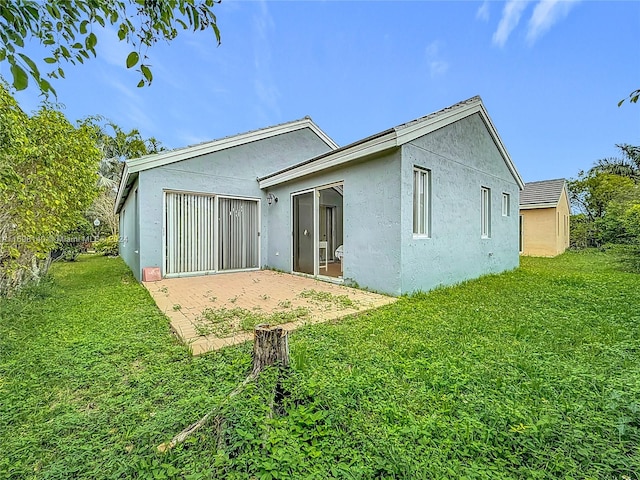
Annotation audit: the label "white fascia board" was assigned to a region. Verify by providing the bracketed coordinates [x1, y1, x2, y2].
[394, 101, 482, 146]
[114, 163, 131, 214]
[259, 132, 397, 189]
[394, 100, 525, 191]
[308, 121, 339, 150]
[477, 104, 525, 190]
[520, 203, 557, 210]
[127, 118, 336, 174]
[561, 183, 571, 208]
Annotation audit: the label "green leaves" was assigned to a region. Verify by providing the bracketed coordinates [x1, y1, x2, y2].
[0, 85, 100, 291]
[125, 51, 139, 68]
[618, 88, 640, 107]
[10, 63, 28, 90]
[140, 63, 152, 83]
[0, 1, 222, 96]
[85, 32, 97, 51]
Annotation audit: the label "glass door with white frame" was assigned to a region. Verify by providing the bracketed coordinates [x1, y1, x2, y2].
[292, 191, 315, 275]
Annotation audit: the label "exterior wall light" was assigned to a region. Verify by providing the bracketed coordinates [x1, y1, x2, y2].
[266, 193, 278, 205]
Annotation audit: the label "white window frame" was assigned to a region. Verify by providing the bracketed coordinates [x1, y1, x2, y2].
[481, 187, 491, 238]
[162, 189, 261, 278]
[413, 167, 431, 238]
[502, 193, 510, 217]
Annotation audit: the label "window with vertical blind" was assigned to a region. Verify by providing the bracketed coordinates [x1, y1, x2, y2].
[218, 197, 259, 271]
[164, 191, 259, 275]
[481, 187, 491, 238]
[165, 191, 216, 275]
[413, 167, 431, 237]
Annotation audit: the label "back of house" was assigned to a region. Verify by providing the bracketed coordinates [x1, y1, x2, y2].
[116, 96, 524, 295]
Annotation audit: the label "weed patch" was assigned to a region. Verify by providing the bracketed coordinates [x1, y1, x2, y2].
[298, 288, 359, 309]
[195, 306, 311, 337]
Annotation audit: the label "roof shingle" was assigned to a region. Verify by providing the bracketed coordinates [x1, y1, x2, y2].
[520, 178, 566, 207]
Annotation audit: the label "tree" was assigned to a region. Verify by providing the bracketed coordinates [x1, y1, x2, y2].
[590, 144, 640, 181]
[83, 117, 163, 189]
[82, 119, 163, 237]
[569, 171, 635, 222]
[0, 83, 101, 294]
[0, 0, 221, 96]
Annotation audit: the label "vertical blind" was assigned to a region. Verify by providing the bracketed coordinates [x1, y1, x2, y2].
[165, 192, 216, 274]
[218, 197, 259, 271]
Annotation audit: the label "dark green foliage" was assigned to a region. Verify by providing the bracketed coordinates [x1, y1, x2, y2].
[1, 252, 639, 478]
[569, 147, 640, 251]
[52, 218, 94, 262]
[94, 234, 119, 256]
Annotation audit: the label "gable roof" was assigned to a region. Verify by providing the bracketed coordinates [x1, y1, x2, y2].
[520, 178, 567, 209]
[115, 117, 338, 213]
[258, 96, 524, 190]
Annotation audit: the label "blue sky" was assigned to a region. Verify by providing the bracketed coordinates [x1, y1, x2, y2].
[6, 0, 640, 183]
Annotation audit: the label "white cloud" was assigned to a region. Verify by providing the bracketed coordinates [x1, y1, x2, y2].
[105, 76, 155, 132]
[429, 60, 449, 78]
[425, 41, 449, 78]
[95, 26, 130, 68]
[492, 0, 531, 47]
[425, 40, 440, 58]
[526, 0, 581, 44]
[476, 1, 490, 22]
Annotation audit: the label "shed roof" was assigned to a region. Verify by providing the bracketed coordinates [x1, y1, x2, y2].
[258, 96, 524, 190]
[520, 178, 567, 209]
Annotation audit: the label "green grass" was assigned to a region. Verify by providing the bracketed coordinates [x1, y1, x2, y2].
[1, 251, 639, 479]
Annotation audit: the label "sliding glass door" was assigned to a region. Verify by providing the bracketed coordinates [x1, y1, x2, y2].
[292, 191, 315, 275]
[292, 184, 344, 278]
[165, 192, 259, 276]
[218, 197, 259, 271]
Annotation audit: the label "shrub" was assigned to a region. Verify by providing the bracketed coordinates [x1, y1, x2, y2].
[95, 235, 119, 256]
[52, 219, 94, 262]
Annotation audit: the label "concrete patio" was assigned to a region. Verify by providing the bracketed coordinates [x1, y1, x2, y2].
[143, 270, 396, 355]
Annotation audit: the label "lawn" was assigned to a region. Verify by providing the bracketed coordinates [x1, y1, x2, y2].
[0, 251, 638, 479]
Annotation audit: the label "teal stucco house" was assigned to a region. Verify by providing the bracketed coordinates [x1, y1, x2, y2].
[115, 96, 524, 296]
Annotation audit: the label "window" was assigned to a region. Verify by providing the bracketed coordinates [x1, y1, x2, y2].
[502, 193, 510, 217]
[481, 187, 491, 238]
[413, 167, 431, 236]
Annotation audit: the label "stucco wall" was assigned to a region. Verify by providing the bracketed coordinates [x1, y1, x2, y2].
[266, 150, 403, 295]
[129, 128, 332, 279]
[399, 113, 521, 293]
[520, 186, 570, 257]
[118, 178, 140, 279]
[520, 198, 570, 257]
[556, 188, 571, 253]
[520, 207, 557, 256]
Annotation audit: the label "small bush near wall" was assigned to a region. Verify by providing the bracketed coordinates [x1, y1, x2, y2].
[95, 235, 119, 256]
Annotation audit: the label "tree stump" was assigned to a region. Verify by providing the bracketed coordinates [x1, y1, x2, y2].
[252, 324, 289, 374]
[158, 324, 290, 452]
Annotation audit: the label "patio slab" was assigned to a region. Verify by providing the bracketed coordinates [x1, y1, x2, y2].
[143, 270, 396, 355]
